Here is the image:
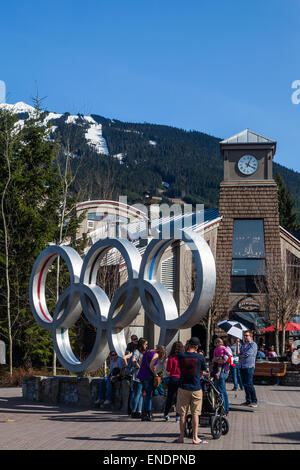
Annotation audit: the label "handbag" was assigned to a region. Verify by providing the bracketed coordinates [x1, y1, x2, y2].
[153, 376, 161, 388]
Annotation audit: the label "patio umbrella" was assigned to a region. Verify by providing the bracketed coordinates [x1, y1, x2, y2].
[261, 321, 300, 332]
[217, 320, 248, 340]
[230, 311, 259, 332]
[291, 350, 300, 365]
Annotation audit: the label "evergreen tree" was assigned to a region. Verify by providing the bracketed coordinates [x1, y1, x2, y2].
[275, 172, 300, 234]
[0, 104, 85, 370]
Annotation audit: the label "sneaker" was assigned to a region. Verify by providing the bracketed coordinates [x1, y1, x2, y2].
[240, 401, 250, 406]
[164, 415, 169, 421]
[142, 414, 152, 422]
[103, 400, 112, 405]
[176, 416, 180, 423]
[95, 399, 104, 405]
[249, 403, 258, 408]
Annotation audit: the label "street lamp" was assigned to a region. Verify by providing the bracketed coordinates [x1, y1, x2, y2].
[143, 191, 162, 239]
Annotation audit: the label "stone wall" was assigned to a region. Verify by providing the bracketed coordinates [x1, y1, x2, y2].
[22, 376, 100, 408]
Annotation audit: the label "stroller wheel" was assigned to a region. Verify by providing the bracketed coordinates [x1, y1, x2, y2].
[184, 414, 193, 438]
[221, 417, 229, 435]
[211, 416, 222, 439]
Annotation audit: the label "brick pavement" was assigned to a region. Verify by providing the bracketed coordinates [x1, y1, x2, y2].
[0, 384, 299, 451]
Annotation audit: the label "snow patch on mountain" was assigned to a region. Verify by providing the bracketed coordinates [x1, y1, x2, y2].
[43, 112, 62, 124]
[0, 101, 110, 156]
[66, 115, 78, 125]
[112, 153, 125, 163]
[85, 121, 109, 155]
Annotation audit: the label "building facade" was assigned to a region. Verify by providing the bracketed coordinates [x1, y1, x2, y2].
[76, 129, 300, 350]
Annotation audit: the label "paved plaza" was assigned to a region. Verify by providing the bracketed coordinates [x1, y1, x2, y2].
[0, 384, 299, 451]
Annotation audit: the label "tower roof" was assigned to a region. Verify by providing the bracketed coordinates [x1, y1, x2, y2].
[220, 129, 276, 144]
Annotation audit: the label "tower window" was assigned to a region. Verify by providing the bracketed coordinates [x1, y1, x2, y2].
[231, 219, 265, 293]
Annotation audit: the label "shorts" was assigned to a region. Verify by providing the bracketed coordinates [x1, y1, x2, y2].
[176, 387, 203, 416]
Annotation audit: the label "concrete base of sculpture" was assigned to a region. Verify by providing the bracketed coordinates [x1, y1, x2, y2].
[22, 375, 100, 408]
[22, 376, 166, 413]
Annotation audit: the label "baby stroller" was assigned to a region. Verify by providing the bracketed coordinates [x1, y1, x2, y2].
[184, 375, 229, 440]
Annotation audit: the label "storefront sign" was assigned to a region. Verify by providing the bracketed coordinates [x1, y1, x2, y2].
[238, 296, 260, 311]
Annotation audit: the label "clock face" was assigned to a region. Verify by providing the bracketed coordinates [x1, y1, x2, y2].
[238, 154, 258, 175]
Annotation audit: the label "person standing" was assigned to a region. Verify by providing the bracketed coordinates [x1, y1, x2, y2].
[154, 346, 167, 379]
[137, 345, 163, 421]
[212, 338, 231, 417]
[174, 337, 208, 445]
[239, 330, 258, 408]
[127, 334, 139, 351]
[129, 338, 148, 419]
[164, 341, 184, 422]
[229, 337, 244, 391]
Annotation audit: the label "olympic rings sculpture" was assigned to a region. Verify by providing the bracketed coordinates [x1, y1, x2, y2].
[29, 229, 216, 373]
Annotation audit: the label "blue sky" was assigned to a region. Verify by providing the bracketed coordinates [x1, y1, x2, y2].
[1, 0, 300, 172]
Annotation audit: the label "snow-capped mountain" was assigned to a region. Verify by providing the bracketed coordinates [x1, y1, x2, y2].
[0, 101, 36, 115]
[0, 101, 109, 156]
[1, 101, 300, 222]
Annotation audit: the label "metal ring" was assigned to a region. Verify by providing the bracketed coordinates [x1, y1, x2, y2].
[29, 230, 216, 373]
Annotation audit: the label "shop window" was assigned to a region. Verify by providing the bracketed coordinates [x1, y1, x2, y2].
[286, 250, 300, 295]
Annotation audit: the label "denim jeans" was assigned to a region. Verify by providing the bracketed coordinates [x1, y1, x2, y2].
[240, 367, 257, 404]
[141, 375, 154, 413]
[214, 371, 229, 415]
[230, 364, 244, 390]
[130, 380, 143, 413]
[98, 377, 112, 402]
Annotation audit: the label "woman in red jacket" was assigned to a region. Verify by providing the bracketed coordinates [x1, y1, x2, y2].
[164, 341, 185, 422]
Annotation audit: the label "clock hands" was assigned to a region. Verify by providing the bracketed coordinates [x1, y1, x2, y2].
[238, 155, 257, 175]
[245, 158, 256, 170]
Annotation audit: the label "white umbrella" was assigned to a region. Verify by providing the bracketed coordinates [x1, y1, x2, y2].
[292, 350, 300, 365]
[217, 320, 248, 340]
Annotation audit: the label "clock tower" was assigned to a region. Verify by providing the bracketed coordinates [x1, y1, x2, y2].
[221, 128, 275, 184]
[215, 129, 282, 324]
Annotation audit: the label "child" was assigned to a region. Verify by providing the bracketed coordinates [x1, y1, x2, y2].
[210, 338, 229, 379]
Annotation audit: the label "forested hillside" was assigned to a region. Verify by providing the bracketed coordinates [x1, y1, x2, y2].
[68, 114, 300, 217]
[2, 102, 300, 215]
